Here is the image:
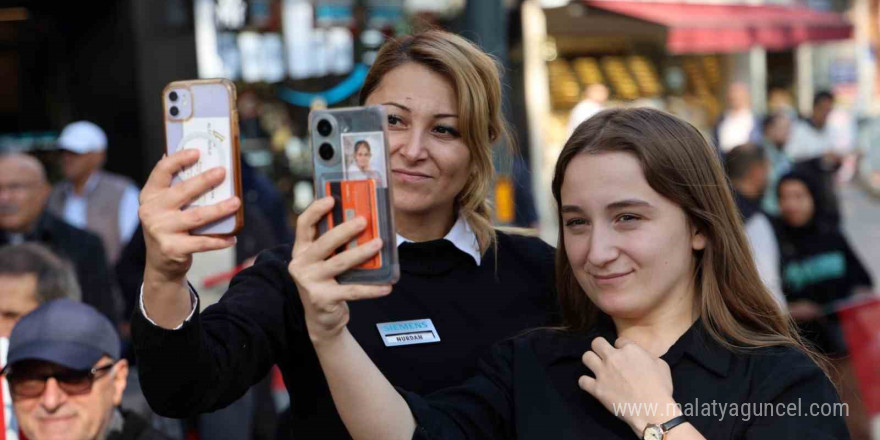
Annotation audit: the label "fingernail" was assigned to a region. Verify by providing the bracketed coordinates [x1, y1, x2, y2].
[226, 198, 240, 208]
[372, 238, 383, 248]
[211, 168, 224, 178]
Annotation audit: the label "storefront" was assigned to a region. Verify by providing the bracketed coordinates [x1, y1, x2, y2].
[520, 0, 853, 242]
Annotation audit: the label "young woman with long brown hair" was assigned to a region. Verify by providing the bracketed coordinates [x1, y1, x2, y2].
[132, 30, 558, 439]
[300, 108, 849, 439]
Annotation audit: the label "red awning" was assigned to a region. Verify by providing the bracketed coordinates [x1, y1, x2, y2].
[583, 1, 853, 54]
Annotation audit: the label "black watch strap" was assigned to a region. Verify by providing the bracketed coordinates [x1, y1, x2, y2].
[661, 415, 688, 433]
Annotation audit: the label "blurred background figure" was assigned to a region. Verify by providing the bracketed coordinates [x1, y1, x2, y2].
[774, 171, 873, 355]
[0, 153, 118, 324]
[760, 113, 793, 215]
[724, 144, 784, 309]
[47, 121, 140, 266]
[714, 82, 761, 153]
[774, 170, 874, 439]
[3, 299, 171, 440]
[566, 83, 608, 134]
[0, 243, 81, 337]
[786, 91, 844, 225]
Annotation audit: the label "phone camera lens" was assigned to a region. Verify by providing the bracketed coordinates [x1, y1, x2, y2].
[317, 119, 332, 137]
[170, 106, 179, 117]
[169, 91, 178, 102]
[318, 143, 334, 161]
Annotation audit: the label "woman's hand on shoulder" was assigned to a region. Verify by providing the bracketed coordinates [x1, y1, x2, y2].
[290, 197, 392, 345]
[578, 337, 679, 437]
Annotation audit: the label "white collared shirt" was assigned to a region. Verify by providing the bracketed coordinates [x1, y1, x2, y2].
[396, 216, 481, 266]
[140, 217, 482, 329]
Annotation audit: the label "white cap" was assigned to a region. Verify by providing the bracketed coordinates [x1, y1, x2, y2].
[57, 121, 107, 154]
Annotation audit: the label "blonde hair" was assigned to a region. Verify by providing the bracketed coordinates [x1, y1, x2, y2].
[552, 108, 830, 376]
[359, 30, 511, 253]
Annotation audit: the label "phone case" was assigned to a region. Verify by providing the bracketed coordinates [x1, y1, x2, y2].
[309, 106, 399, 284]
[163, 79, 244, 237]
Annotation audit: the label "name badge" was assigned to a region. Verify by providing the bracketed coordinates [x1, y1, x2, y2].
[376, 319, 441, 347]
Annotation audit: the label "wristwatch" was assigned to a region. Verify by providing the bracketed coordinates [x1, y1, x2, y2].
[642, 415, 688, 440]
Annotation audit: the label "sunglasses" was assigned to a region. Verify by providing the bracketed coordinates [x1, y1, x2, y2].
[5, 363, 116, 398]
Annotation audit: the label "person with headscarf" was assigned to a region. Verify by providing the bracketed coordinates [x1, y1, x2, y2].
[774, 171, 873, 357]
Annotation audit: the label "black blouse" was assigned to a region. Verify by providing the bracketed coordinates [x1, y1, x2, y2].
[401, 317, 849, 440]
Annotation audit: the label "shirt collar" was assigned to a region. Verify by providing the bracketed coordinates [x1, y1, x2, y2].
[396, 216, 482, 265]
[552, 314, 732, 378]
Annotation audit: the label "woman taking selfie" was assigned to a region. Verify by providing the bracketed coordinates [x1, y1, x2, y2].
[302, 108, 848, 439]
[132, 30, 557, 439]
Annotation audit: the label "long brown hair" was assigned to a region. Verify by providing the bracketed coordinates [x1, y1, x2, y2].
[359, 30, 511, 253]
[552, 108, 826, 370]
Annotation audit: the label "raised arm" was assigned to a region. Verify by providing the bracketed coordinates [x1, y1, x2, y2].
[289, 196, 413, 440]
[132, 149, 283, 416]
[138, 149, 239, 328]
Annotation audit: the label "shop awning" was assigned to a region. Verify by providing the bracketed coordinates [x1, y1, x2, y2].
[583, 1, 853, 54]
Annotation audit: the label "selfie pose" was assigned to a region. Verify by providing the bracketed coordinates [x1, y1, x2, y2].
[132, 30, 557, 439]
[303, 108, 849, 440]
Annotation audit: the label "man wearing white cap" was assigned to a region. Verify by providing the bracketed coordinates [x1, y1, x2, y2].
[47, 121, 140, 265]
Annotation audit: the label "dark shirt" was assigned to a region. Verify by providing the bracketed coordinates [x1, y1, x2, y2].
[132, 231, 558, 439]
[1, 212, 119, 323]
[402, 316, 849, 440]
[107, 409, 173, 440]
[775, 220, 873, 307]
[773, 218, 872, 356]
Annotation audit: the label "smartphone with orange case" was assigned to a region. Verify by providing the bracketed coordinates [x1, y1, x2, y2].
[162, 79, 244, 237]
[310, 106, 399, 284]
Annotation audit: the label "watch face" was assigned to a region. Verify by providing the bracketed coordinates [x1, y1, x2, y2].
[643, 425, 664, 440]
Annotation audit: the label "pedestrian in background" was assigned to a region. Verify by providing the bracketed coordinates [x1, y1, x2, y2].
[0, 153, 118, 323]
[48, 121, 140, 266]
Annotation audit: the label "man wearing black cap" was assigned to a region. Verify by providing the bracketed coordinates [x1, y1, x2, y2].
[2, 299, 169, 440]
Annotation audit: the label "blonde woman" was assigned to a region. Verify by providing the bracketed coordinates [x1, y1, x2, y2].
[132, 30, 557, 439]
[301, 108, 848, 440]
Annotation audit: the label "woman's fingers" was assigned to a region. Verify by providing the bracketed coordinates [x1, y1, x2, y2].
[160, 167, 227, 209]
[333, 284, 393, 303]
[614, 337, 635, 350]
[295, 197, 336, 246]
[149, 233, 236, 260]
[591, 337, 615, 360]
[578, 375, 597, 395]
[141, 149, 200, 201]
[300, 217, 368, 263]
[582, 350, 603, 374]
[178, 197, 242, 230]
[316, 238, 383, 279]
[176, 235, 238, 255]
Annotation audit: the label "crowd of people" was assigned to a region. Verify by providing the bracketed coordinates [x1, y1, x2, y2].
[0, 29, 876, 440]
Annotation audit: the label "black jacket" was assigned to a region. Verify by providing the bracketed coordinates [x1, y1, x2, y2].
[1, 212, 119, 323]
[132, 231, 558, 439]
[403, 316, 849, 440]
[107, 409, 173, 440]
